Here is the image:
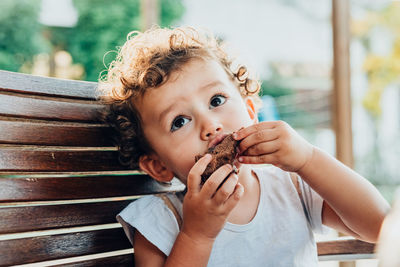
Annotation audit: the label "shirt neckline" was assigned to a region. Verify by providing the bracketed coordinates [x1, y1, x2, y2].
[224, 167, 265, 232]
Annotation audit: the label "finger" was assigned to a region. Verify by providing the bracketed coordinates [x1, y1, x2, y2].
[238, 154, 277, 165]
[201, 164, 233, 198]
[242, 139, 280, 156]
[233, 121, 278, 141]
[212, 173, 238, 205]
[187, 154, 212, 193]
[223, 183, 244, 212]
[238, 128, 279, 154]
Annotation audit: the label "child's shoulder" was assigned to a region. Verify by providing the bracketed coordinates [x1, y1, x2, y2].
[117, 194, 181, 255]
[118, 194, 163, 219]
[118, 193, 182, 222]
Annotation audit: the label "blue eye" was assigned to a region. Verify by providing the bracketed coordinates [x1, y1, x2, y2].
[210, 95, 226, 108]
[171, 116, 190, 132]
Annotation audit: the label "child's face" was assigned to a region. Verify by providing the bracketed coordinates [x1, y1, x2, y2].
[135, 58, 256, 183]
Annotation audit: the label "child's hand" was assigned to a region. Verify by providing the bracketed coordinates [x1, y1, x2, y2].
[234, 120, 314, 172]
[181, 154, 244, 243]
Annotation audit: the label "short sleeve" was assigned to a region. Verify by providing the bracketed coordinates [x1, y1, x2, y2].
[297, 177, 330, 234]
[116, 195, 180, 256]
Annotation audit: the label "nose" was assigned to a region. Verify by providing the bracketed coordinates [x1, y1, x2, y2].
[200, 116, 222, 140]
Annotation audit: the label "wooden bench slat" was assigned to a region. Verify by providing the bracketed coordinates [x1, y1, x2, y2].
[0, 70, 97, 99]
[0, 228, 130, 266]
[0, 93, 103, 122]
[317, 238, 375, 256]
[0, 120, 112, 146]
[0, 149, 127, 172]
[0, 175, 185, 202]
[58, 253, 134, 267]
[0, 200, 133, 234]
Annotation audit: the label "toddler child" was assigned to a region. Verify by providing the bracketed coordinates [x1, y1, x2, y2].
[98, 26, 389, 267]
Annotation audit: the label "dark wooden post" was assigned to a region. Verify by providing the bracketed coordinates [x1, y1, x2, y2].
[332, 0, 355, 266]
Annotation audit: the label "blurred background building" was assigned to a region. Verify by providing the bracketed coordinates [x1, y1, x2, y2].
[1, 0, 399, 266]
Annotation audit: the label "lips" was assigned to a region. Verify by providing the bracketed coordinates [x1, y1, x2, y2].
[208, 133, 228, 149]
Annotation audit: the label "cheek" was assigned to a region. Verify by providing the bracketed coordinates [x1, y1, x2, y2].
[163, 147, 197, 180]
[143, 124, 198, 181]
[170, 161, 194, 184]
[226, 100, 254, 126]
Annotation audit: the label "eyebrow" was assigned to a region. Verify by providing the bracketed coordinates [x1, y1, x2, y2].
[158, 104, 176, 126]
[158, 80, 224, 124]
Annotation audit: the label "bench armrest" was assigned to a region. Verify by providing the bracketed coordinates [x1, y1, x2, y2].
[317, 237, 375, 261]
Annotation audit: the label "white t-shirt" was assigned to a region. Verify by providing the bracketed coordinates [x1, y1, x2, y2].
[117, 166, 327, 267]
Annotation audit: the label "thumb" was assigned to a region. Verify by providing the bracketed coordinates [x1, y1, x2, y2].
[187, 154, 212, 194]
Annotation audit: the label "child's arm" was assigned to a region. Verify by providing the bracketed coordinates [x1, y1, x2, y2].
[134, 154, 244, 267]
[234, 120, 390, 243]
[297, 147, 389, 242]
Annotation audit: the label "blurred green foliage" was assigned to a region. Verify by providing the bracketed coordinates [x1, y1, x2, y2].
[50, 0, 184, 81]
[0, 0, 184, 81]
[260, 79, 293, 98]
[352, 2, 400, 117]
[0, 0, 47, 72]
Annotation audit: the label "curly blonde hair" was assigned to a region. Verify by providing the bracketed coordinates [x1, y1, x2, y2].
[98, 26, 261, 170]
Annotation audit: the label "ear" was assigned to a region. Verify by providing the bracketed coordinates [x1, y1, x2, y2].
[245, 97, 258, 123]
[139, 154, 175, 183]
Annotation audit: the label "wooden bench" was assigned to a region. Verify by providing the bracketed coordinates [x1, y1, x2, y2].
[0, 70, 375, 266]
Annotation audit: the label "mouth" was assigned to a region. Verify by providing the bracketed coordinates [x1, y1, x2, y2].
[208, 133, 228, 149]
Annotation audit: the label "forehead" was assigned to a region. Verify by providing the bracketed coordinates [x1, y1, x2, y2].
[135, 58, 234, 112]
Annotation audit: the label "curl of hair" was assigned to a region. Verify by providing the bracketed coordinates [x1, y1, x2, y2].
[101, 101, 153, 170]
[98, 26, 262, 170]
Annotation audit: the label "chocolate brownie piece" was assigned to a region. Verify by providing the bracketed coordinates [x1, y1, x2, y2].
[195, 134, 239, 183]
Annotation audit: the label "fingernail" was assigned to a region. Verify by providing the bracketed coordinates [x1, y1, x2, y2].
[233, 132, 238, 139]
[238, 156, 243, 162]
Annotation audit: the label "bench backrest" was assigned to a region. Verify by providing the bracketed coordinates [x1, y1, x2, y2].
[0, 70, 184, 266]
